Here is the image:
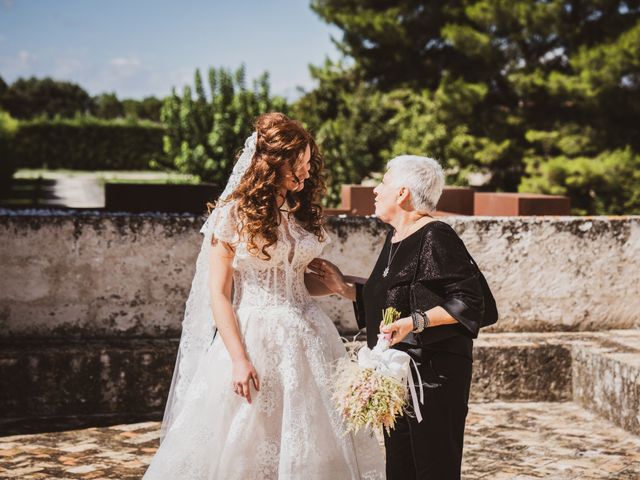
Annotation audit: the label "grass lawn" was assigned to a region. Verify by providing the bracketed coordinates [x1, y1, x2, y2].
[14, 169, 201, 185]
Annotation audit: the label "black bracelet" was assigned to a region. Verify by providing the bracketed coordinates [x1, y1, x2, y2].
[411, 311, 419, 330]
[411, 310, 426, 333]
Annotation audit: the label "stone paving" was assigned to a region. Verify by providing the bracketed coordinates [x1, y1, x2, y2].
[0, 401, 638, 479]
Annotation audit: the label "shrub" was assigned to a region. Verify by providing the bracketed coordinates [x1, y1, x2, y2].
[12, 116, 166, 170]
[0, 110, 18, 190]
[161, 66, 288, 185]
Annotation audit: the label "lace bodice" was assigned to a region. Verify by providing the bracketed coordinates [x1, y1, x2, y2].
[201, 200, 329, 312]
[148, 139, 384, 479]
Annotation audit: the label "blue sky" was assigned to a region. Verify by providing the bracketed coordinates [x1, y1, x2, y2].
[0, 0, 342, 99]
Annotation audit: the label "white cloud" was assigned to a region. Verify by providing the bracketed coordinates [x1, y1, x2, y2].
[18, 50, 34, 63]
[0, 49, 37, 77]
[98, 56, 144, 90]
[146, 67, 193, 95]
[109, 56, 141, 70]
[73, 55, 177, 98]
[54, 57, 85, 77]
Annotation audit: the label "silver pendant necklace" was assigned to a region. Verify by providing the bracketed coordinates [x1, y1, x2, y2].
[383, 217, 434, 277]
[383, 237, 403, 278]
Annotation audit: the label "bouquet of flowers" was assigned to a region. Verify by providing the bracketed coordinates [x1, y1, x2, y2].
[333, 307, 424, 435]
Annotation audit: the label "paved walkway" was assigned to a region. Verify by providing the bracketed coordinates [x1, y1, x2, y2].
[12, 170, 200, 209]
[50, 176, 104, 208]
[0, 402, 638, 479]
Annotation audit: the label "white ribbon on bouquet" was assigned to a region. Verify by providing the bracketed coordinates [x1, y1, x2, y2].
[357, 336, 426, 423]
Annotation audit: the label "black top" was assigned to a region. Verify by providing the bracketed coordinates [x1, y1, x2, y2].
[353, 221, 485, 360]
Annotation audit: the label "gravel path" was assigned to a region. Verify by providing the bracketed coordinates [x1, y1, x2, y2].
[1, 401, 638, 479]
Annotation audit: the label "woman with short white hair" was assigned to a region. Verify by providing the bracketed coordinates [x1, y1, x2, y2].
[309, 155, 497, 479]
[385, 155, 446, 213]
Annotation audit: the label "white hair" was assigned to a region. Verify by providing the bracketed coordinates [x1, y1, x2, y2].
[386, 155, 445, 212]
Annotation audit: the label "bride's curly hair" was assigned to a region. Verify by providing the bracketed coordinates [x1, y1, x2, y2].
[214, 112, 326, 260]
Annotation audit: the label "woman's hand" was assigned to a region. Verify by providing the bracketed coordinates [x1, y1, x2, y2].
[380, 317, 414, 346]
[231, 357, 260, 404]
[307, 258, 348, 296]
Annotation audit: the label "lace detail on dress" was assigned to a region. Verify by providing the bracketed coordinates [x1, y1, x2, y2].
[255, 440, 280, 477]
[200, 200, 241, 245]
[144, 201, 384, 480]
[227, 204, 330, 312]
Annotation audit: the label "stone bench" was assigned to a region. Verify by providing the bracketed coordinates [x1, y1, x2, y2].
[571, 331, 640, 436]
[473, 331, 640, 435]
[1, 331, 638, 436]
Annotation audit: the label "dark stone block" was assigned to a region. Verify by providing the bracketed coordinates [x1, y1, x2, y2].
[341, 185, 375, 216]
[105, 183, 220, 214]
[0, 339, 178, 436]
[471, 343, 572, 402]
[437, 187, 475, 215]
[474, 193, 571, 216]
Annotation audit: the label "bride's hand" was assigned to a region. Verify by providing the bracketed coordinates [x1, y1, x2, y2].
[231, 358, 260, 404]
[308, 258, 347, 295]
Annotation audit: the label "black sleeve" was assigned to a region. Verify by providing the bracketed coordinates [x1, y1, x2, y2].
[352, 282, 367, 330]
[414, 223, 485, 338]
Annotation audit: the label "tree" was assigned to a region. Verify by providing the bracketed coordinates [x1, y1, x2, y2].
[0, 76, 7, 98]
[122, 96, 163, 121]
[307, 0, 640, 213]
[139, 96, 163, 122]
[159, 66, 288, 186]
[520, 147, 640, 214]
[311, 0, 469, 90]
[294, 60, 398, 205]
[0, 77, 93, 119]
[92, 92, 124, 119]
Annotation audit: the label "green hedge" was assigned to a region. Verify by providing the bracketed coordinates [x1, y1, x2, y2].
[13, 117, 166, 170]
[0, 111, 18, 189]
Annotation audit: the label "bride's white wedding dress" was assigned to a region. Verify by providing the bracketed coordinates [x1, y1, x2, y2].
[143, 200, 385, 479]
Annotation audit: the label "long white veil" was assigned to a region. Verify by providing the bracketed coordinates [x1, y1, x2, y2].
[159, 132, 257, 443]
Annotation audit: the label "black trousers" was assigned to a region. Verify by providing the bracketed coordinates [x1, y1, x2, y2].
[384, 350, 472, 480]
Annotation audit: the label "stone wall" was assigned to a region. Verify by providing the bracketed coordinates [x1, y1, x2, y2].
[1, 211, 639, 338]
[3, 332, 638, 435]
[1, 210, 639, 435]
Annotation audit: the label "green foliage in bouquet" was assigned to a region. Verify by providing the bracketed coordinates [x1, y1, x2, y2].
[382, 306, 401, 327]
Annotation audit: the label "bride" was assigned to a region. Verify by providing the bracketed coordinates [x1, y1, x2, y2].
[143, 113, 384, 479]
